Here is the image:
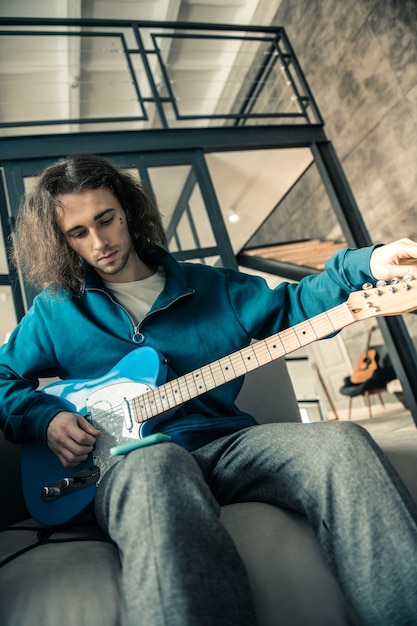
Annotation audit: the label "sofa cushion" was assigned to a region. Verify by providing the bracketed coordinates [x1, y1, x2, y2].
[0, 503, 358, 626]
[0, 519, 127, 626]
[220, 503, 356, 626]
[374, 430, 417, 504]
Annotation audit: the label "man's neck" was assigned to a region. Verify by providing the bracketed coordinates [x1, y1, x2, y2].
[99, 251, 155, 284]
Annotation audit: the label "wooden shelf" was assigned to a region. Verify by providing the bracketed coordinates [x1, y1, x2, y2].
[244, 239, 346, 271]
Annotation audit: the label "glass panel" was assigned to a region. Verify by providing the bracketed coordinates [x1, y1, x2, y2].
[246, 159, 345, 249]
[0, 199, 17, 339]
[206, 148, 315, 253]
[0, 224, 8, 275]
[147, 165, 216, 253]
[0, 286, 17, 344]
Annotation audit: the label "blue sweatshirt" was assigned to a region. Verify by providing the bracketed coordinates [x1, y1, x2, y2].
[0, 245, 375, 451]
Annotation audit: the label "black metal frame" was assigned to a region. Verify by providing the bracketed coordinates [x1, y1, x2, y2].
[0, 17, 322, 131]
[0, 28, 149, 129]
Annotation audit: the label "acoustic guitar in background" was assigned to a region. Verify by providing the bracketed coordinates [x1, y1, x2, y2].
[350, 325, 378, 384]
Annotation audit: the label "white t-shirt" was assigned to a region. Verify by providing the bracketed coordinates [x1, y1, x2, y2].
[104, 267, 166, 325]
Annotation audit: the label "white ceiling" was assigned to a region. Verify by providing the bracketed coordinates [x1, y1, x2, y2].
[0, 0, 286, 133]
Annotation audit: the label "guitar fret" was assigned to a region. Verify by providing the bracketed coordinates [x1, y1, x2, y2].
[142, 390, 156, 421]
[293, 319, 317, 344]
[279, 327, 303, 353]
[252, 341, 274, 365]
[327, 306, 354, 333]
[152, 387, 171, 417]
[174, 378, 189, 402]
[160, 381, 179, 411]
[133, 394, 151, 423]
[208, 360, 227, 387]
[310, 312, 336, 338]
[229, 351, 248, 376]
[165, 380, 185, 411]
[182, 370, 204, 397]
[141, 377, 190, 418]
[238, 345, 260, 373]
[264, 334, 286, 359]
[182, 370, 205, 398]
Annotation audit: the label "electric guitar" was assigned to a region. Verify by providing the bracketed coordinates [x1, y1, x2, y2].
[21, 279, 417, 526]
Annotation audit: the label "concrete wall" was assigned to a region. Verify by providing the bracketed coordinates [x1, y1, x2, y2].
[250, 0, 417, 368]
[275, 0, 417, 244]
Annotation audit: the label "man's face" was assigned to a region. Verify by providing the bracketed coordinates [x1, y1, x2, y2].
[57, 187, 138, 283]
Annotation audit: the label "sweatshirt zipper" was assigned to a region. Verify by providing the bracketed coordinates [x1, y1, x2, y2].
[86, 286, 195, 344]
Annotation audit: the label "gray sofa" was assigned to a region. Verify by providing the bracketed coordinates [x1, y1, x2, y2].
[1, 359, 417, 626]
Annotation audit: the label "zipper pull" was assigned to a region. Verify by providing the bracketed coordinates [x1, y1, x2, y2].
[132, 327, 145, 344]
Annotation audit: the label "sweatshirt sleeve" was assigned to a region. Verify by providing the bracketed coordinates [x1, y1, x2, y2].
[228, 245, 377, 339]
[0, 297, 70, 444]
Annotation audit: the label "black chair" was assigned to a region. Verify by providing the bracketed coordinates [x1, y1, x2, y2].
[339, 351, 396, 419]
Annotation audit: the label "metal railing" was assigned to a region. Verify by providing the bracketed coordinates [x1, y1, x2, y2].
[0, 17, 323, 135]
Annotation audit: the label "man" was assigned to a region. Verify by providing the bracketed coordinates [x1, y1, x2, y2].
[1, 152, 417, 625]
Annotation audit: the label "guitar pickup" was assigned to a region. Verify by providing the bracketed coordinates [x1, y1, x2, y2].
[41, 466, 100, 502]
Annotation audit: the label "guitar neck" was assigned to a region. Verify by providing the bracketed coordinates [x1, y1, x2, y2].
[130, 300, 355, 424]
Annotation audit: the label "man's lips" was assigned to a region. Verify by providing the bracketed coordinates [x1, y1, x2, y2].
[97, 250, 117, 263]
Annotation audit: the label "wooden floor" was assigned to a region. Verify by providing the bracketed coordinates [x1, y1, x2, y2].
[337, 401, 416, 438]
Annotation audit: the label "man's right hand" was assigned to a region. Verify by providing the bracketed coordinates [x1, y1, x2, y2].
[46, 411, 101, 467]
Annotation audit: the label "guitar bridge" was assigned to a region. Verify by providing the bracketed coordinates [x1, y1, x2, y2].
[41, 466, 100, 502]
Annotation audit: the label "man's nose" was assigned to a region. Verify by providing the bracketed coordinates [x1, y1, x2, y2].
[91, 230, 108, 249]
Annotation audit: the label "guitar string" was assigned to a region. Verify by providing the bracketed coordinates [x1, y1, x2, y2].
[88, 312, 343, 429]
[87, 299, 371, 433]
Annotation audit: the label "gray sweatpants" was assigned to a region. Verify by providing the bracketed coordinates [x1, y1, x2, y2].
[95, 421, 417, 626]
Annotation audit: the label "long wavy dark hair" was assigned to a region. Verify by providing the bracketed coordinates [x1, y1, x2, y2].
[12, 153, 167, 296]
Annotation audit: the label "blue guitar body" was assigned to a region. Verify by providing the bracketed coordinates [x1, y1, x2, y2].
[21, 347, 168, 526]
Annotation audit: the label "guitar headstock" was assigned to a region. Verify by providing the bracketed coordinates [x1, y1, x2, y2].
[347, 277, 417, 321]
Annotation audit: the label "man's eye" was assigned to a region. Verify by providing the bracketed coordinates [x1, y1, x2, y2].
[101, 217, 113, 226]
[72, 231, 86, 239]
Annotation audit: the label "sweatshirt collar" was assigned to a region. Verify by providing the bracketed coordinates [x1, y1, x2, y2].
[83, 245, 193, 303]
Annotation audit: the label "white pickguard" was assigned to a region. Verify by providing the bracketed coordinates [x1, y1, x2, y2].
[86, 381, 152, 480]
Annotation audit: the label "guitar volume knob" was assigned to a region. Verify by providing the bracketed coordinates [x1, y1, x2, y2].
[42, 486, 61, 500]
